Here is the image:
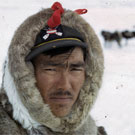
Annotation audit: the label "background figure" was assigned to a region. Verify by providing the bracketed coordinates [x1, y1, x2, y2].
[101, 30, 122, 48]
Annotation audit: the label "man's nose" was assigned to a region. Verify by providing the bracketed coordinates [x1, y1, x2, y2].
[56, 72, 71, 90]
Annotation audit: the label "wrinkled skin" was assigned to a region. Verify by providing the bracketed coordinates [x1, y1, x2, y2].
[33, 47, 85, 117]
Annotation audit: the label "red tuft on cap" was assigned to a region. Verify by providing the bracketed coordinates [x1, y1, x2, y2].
[74, 9, 88, 14]
[47, 2, 88, 28]
[47, 2, 64, 28]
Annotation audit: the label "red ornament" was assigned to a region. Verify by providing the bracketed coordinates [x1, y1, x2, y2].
[47, 2, 64, 28]
[47, 2, 88, 28]
[74, 9, 88, 14]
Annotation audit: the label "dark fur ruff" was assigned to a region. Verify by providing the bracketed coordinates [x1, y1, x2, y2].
[0, 8, 104, 134]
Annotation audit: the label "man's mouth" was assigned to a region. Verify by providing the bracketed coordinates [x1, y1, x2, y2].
[50, 96, 73, 103]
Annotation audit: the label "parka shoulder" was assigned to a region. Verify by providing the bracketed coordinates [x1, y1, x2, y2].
[0, 91, 27, 135]
[0, 104, 27, 135]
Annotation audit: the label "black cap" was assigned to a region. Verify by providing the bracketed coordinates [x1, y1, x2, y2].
[25, 25, 87, 61]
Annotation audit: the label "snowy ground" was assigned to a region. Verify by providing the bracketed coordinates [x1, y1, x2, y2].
[0, 1, 135, 135]
[91, 40, 135, 135]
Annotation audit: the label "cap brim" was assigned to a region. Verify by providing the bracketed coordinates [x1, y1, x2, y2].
[25, 39, 87, 61]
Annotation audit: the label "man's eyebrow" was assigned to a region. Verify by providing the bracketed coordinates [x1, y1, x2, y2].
[70, 62, 85, 68]
[41, 61, 64, 66]
[40, 61, 85, 68]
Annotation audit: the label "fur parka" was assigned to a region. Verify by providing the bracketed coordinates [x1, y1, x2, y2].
[0, 6, 107, 135]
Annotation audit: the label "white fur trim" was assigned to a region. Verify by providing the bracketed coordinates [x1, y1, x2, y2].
[3, 56, 40, 130]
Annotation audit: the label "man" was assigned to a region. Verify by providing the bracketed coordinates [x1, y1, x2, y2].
[0, 2, 107, 135]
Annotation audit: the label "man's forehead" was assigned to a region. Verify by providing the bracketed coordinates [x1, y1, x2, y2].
[35, 47, 84, 65]
[37, 55, 84, 67]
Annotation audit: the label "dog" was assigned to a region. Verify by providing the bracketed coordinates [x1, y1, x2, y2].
[101, 30, 122, 48]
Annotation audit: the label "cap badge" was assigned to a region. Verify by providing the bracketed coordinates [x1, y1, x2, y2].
[43, 28, 63, 40]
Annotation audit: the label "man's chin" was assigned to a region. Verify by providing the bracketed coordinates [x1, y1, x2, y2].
[50, 105, 72, 117]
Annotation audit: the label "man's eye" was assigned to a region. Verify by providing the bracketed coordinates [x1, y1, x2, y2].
[44, 68, 56, 71]
[71, 68, 83, 71]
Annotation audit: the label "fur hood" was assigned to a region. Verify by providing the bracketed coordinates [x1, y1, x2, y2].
[0, 7, 104, 134]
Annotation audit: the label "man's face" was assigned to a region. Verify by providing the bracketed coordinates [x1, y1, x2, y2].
[33, 47, 85, 117]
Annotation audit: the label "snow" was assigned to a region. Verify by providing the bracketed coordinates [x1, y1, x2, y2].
[91, 42, 135, 135]
[0, 0, 135, 135]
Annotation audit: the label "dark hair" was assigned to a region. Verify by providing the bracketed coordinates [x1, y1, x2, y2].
[31, 46, 87, 67]
[43, 46, 87, 61]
